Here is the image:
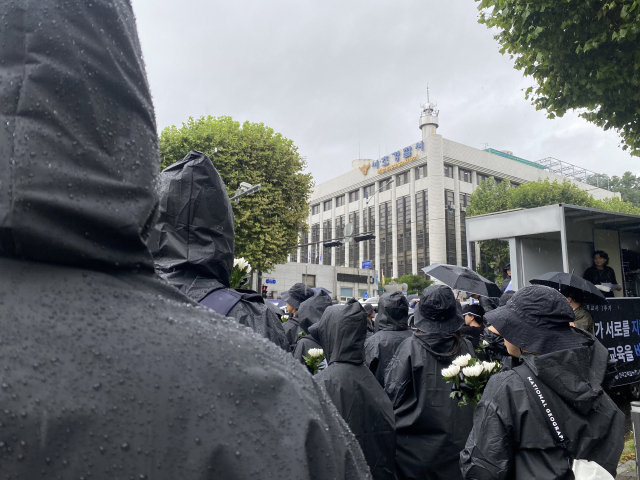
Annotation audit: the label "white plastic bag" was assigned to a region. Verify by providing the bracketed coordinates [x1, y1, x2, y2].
[572, 459, 614, 480]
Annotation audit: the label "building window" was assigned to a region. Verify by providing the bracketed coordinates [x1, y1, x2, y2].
[301, 231, 309, 263]
[348, 190, 360, 203]
[396, 195, 412, 277]
[311, 204, 320, 215]
[340, 287, 354, 301]
[415, 190, 429, 275]
[349, 212, 360, 268]
[335, 215, 346, 267]
[379, 178, 392, 192]
[363, 184, 375, 200]
[310, 223, 320, 264]
[302, 274, 316, 288]
[335, 195, 345, 207]
[444, 164, 454, 178]
[323, 199, 332, 211]
[415, 164, 427, 179]
[323, 219, 333, 266]
[362, 206, 375, 270]
[477, 173, 490, 184]
[445, 190, 457, 265]
[459, 168, 472, 183]
[510, 182, 520, 188]
[396, 171, 410, 187]
[459, 193, 471, 208]
[379, 201, 393, 280]
[289, 247, 298, 263]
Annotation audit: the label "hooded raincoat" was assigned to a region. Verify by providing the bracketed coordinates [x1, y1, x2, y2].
[147, 150, 289, 350]
[385, 333, 476, 480]
[293, 291, 333, 367]
[311, 302, 397, 480]
[365, 293, 413, 387]
[460, 330, 624, 480]
[0, 2, 371, 478]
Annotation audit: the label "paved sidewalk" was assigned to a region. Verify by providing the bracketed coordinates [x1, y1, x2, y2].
[617, 460, 636, 479]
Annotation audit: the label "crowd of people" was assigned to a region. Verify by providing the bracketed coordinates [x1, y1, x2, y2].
[0, 1, 626, 478]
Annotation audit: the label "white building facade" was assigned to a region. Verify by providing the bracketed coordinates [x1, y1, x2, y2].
[264, 104, 617, 301]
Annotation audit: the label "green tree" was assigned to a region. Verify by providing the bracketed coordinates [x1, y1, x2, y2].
[397, 274, 433, 295]
[587, 171, 640, 208]
[476, 0, 640, 155]
[468, 177, 640, 280]
[160, 116, 313, 272]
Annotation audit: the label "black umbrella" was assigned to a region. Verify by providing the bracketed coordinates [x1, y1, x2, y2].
[529, 272, 608, 305]
[421, 264, 502, 298]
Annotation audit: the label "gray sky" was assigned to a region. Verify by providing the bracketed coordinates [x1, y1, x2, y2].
[131, 0, 638, 185]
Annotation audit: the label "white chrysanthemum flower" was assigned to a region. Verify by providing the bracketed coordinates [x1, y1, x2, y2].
[451, 354, 472, 367]
[441, 364, 461, 378]
[308, 348, 324, 358]
[482, 340, 489, 347]
[482, 361, 498, 373]
[233, 257, 251, 272]
[462, 364, 485, 377]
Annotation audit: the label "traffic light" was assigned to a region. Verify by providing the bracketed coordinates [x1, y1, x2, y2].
[261, 285, 268, 298]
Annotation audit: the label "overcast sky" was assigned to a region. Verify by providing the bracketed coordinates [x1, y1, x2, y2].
[131, 0, 638, 185]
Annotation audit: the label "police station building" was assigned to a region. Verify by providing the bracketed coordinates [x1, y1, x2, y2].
[261, 103, 616, 301]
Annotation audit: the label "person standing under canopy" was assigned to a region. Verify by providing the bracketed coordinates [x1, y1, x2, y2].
[148, 150, 289, 351]
[365, 292, 413, 387]
[385, 285, 475, 480]
[583, 250, 622, 298]
[461, 285, 624, 479]
[281, 283, 315, 349]
[0, 1, 371, 478]
[311, 300, 397, 480]
[500, 264, 512, 292]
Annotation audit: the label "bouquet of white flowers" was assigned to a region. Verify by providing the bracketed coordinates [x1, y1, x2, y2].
[303, 348, 325, 375]
[442, 354, 501, 408]
[229, 258, 251, 289]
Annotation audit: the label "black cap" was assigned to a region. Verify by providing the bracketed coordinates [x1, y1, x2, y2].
[485, 285, 581, 355]
[363, 303, 375, 315]
[462, 303, 485, 318]
[413, 285, 464, 334]
[280, 283, 314, 309]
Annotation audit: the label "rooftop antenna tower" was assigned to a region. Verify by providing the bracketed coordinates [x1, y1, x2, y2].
[419, 86, 439, 140]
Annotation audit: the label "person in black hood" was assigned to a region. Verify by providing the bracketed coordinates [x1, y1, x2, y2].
[311, 300, 397, 480]
[364, 303, 377, 338]
[365, 292, 413, 387]
[281, 283, 316, 349]
[460, 285, 625, 479]
[0, 1, 371, 478]
[499, 264, 512, 292]
[293, 290, 333, 367]
[147, 150, 289, 351]
[385, 285, 476, 480]
[459, 303, 485, 354]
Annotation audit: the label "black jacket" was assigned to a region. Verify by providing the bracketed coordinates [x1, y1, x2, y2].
[292, 291, 333, 367]
[499, 278, 511, 293]
[0, 2, 371, 478]
[460, 330, 625, 480]
[365, 293, 413, 387]
[385, 333, 476, 480]
[311, 303, 397, 480]
[583, 265, 618, 298]
[283, 315, 303, 350]
[147, 151, 289, 350]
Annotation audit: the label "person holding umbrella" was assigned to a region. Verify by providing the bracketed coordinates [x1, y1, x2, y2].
[561, 288, 595, 334]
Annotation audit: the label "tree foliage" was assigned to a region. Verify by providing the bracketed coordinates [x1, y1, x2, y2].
[476, 0, 640, 155]
[159, 116, 313, 273]
[586, 171, 640, 208]
[468, 177, 640, 280]
[397, 274, 434, 295]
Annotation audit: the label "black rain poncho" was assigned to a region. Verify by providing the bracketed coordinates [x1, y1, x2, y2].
[147, 150, 289, 351]
[311, 302, 397, 480]
[460, 329, 625, 480]
[293, 291, 333, 367]
[365, 292, 413, 387]
[385, 333, 476, 480]
[0, 2, 370, 478]
[283, 315, 303, 350]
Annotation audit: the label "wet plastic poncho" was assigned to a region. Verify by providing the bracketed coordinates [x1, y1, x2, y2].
[384, 333, 476, 480]
[283, 315, 303, 350]
[147, 151, 288, 350]
[460, 330, 624, 480]
[293, 291, 333, 367]
[311, 302, 397, 480]
[0, 2, 370, 479]
[365, 293, 413, 387]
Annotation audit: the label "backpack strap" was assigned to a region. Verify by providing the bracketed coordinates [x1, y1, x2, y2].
[513, 364, 570, 449]
[199, 289, 243, 317]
